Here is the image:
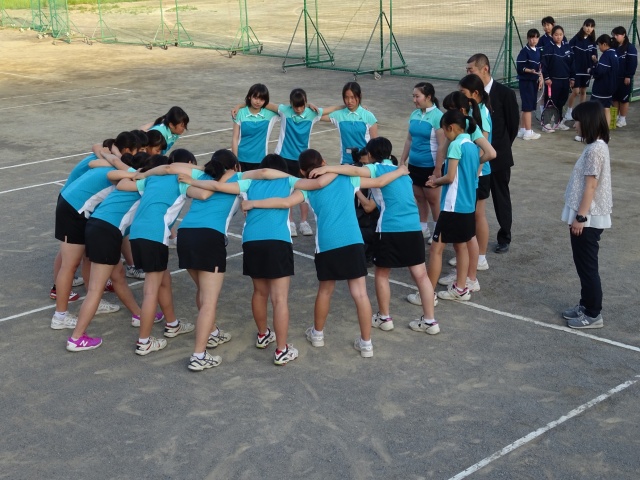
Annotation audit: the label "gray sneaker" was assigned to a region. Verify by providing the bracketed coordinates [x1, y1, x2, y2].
[567, 312, 604, 329]
[562, 304, 586, 320]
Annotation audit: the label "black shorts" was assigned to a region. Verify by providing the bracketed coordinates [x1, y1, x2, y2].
[432, 211, 475, 244]
[131, 238, 169, 273]
[476, 175, 491, 201]
[239, 161, 260, 173]
[85, 218, 123, 265]
[315, 243, 367, 281]
[243, 240, 293, 279]
[178, 228, 228, 273]
[55, 196, 87, 244]
[374, 231, 425, 268]
[612, 80, 632, 103]
[573, 75, 591, 89]
[591, 95, 613, 108]
[408, 164, 435, 187]
[284, 158, 302, 178]
[519, 79, 538, 111]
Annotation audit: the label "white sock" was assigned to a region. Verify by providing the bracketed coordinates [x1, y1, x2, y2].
[138, 337, 149, 344]
[312, 328, 323, 336]
[420, 222, 429, 231]
[193, 352, 205, 359]
[478, 255, 486, 263]
[166, 320, 179, 327]
[54, 311, 67, 317]
[360, 338, 372, 346]
[211, 328, 219, 336]
[289, 221, 295, 227]
[525, 129, 533, 135]
[519, 127, 526, 133]
[422, 317, 436, 324]
[565, 107, 572, 116]
[378, 312, 390, 319]
[619, 115, 626, 121]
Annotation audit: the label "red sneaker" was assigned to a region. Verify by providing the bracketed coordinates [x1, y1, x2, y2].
[50, 287, 80, 302]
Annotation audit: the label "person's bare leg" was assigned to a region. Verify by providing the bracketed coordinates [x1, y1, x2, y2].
[314, 280, 336, 332]
[374, 267, 391, 316]
[55, 242, 85, 313]
[347, 277, 372, 341]
[408, 263, 434, 319]
[252, 278, 270, 334]
[193, 270, 224, 353]
[427, 239, 446, 289]
[269, 276, 291, 351]
[71, 263, 113, 338]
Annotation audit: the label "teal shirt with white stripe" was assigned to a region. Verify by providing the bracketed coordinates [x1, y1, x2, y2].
[275, 105, 323, 160]
[61, 166, 115, 218]
[441, 133, 480, 214]
[235, 107, 279, 164]
[91, 168, 141, 234]
[328, 106, 377, 164]
[150, 123, 180, 154]
[61, 153, 98, 194]
[239, 176, 298, 242]
[408, 107, 443, 168]
[470, 103, 492, 176]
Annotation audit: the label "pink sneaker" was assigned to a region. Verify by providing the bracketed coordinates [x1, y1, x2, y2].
[66, 334, 102, 352]
[131, 312, 165, 327]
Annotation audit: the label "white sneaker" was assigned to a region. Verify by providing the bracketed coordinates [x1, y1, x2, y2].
[95, 299, 120, 315]
[51, 312, 78, 330]
[438, 270, 458, 286]
[616, 117, 626, 128]
[517, 129, 525, 138]
[477, 257, 489, 270]
[437, 283, 471, 301]
[574, 135, 583, 142]
[522, 131, 541, 140]
[466, 277, 481, 292]
[72, 276, 84, 287]
[421, 226, 431, 239]
[125, 265, 145, 279]
[305, 326, 324, 347]
[409, 316, 440, 335]
[289, 222, 298, 237]
[556, 121, 570, 131]
[353, 337, 373, 358]
[542, 124, 555, 133]
[372, 312, 394, 331]
[299, 221, 313, 236]
[188, 351, 222, 371]
[207, 329, 232, 348]
[406, 291, 438, 307]
[135, 336, 167, 356]
[448, 257, 457, 267]
[164, 320, 196, 338]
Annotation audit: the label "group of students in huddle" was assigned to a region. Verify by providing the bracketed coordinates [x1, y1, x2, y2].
[516, 17, 637, 139]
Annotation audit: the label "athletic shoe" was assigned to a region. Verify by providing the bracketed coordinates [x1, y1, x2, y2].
[523, 131, 541, 140]
[477, 257, 489, 271]
[51, 312, 78, 330]
[72, 276, 84, 287]
[437, 283, 471, 301]
[50, 287, 80, 302]
[135, 336, 167, 355]
[353, 337, 373, 358]
[256, 327, 276, 348]
[466, 277, 480, 292]
[562, 304, 586, 320]
[409, 316, 440, 335]
[567, 312, 604, 329]
[66, 334, 102, 352]
[95, 299, 120, 315]
[448, 257, 457, 267]
[556, 120, 570, 131]
[406, 291, 438, 307]
[289, 222, 298, 238]
[188, 351, 222, 371]
[131, 312, 165, 327]
[372, 312, 394, 331]
[125, 265, 146, 279]
[305, 326, 324, 347]
[438, 270, 458, 286]
[274, 344, 299, 365]
[574, 135, 583, 142]
[542, 124, 555, 133]
[422, 226, 431, 239]
[163, 320, 195, 338]
[104, 279, 114, 292]
[427, 236, 433, 245]
[207, 329, 232, 348]
[299, 221, 313, 236]
[616, 117, 627, 128]
[517, 129, 525, 138]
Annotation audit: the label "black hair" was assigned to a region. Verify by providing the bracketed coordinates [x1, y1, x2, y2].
[131, 130, 149, 148]
[299, 149, 324, 177]
[578, 19, 596, 42]
[146, 129, 167, 152]
[551, 25, 565, 38]
[365, 137, 392, 162]
[245, 83, 270, 107]
[440, 109, 477, 135]
[572, 101, 609, 144]
[541, 16, 555, 26]
[140, 154, 169, 172]
[442, 91, 482, 133]
[459, 74, 492, 112]
[259, 153, 288, 173]
[611, 26, 629, 50]
[153, 106, 189, 130]
[125, 151, 150, 170]
[168, 148, 197, 165]
[527, 28, 540, 39]
[388, 154, 399, 166]
[204, 149, 239, 180]
[466, 53, 491, 74]
[112, 131, 138, 153]
[289, 88, 307, 108]
[350, 146, 368, 164]
[342, 81, 362, 103]
[414, 82, 440, 108]
[596, 34, 613, 48]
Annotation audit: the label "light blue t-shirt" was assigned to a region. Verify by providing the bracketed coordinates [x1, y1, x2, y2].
[61, 166, 115, 218]
[408, 107, 443, 168]
[441, 133, 480, 214]
[129, 174, 189, 244]
[302, 175, 363, 253]
[179, 172, 241, 233]
[61, 153, 98, 194]
[91, 168, 141, 235]
[275, 105, 323, 161]
[235, 107, 279, 164]
[328, 106, 377, 164]
[150, 123, 180, 154]
[470, 103, 492, 176]
[366, 162, 421, 233]
[239, 176, 298, 242]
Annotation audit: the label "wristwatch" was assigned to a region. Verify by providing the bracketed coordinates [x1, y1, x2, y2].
[575, 214, 588, 223]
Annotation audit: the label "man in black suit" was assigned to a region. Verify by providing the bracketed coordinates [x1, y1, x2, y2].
[466, 54, 519, 254]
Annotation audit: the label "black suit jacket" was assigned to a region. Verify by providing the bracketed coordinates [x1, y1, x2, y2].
[488, 80, 520, 172]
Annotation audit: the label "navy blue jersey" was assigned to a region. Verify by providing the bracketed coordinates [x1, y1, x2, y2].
[542, 42, 574, 80]
[615, 43, 638, 78]
[570, 34, 597, 80]
[591, 49, 619, 99]
[516, 45, 541, 81]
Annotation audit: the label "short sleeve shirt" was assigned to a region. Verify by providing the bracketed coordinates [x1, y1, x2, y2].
[234, 107, 279, 164]
[150, 123, 180, 154]
[407, 107, 443, 168]
[441, 133, 480, 214]
[328, 106, 377, 164]
[275, 105, 323, 161]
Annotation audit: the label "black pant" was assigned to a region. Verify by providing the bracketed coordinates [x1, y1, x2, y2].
[489, 168, 512, 245]
[570, 227, 603, 318]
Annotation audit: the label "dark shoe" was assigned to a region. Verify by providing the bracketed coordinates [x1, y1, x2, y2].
[494, 243, 510, 254]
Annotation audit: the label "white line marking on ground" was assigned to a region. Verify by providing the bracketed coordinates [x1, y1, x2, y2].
[0, 92, 133, 111]
[0, 180, 66, 195]
[0, 152, 91, 170]
[0, 87, 135, 101]
[447, 377, 639, 480]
